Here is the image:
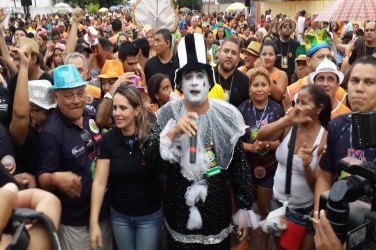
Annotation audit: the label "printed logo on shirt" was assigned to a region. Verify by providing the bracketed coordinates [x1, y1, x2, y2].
[89, 119, 99, 134]
[71, 145, 85, 157]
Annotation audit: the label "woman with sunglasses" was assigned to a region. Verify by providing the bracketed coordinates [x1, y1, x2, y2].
[90, 85, 163, 250]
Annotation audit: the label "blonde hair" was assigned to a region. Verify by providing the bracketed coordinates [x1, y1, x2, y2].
[249, 67, 273, 86]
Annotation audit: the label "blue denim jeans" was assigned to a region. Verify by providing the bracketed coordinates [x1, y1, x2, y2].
[110, 207, 163, 250]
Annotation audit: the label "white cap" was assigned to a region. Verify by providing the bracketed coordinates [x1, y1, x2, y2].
[310, 58, 344, 84]
[83, 26, 99, 46]
[28, 80, 57, 110]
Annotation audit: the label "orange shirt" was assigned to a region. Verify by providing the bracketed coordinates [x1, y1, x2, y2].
[287, 77, 347, 103]
[331, 102, 351, 119]
[187, 26, 203, 34]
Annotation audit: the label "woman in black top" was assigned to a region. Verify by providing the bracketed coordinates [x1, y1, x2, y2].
[90, 85, 162, 250]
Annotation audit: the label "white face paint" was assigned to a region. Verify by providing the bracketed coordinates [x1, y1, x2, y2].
[182, 69, 210, 106]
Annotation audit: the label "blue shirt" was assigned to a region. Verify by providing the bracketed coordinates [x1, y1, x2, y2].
[320, 113, 376, 181]
[38, 108, 108, 226]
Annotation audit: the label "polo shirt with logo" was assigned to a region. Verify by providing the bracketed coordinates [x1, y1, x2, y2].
[38, 108, 109, 226]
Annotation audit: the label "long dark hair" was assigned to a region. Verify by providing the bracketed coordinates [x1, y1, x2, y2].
[147, 73, 170, 105]
[114, 85, 151, 146]
[300, 84, 332, 129]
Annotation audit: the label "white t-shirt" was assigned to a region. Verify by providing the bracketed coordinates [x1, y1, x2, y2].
[297, 16, 306, 34]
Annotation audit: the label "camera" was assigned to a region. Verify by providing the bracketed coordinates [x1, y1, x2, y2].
[320, 112, 376, 250]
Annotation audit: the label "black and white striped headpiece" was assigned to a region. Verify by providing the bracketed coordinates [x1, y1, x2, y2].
[174, 33, 215, 92]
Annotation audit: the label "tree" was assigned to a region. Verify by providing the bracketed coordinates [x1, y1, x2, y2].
[176, 0, 201, 10]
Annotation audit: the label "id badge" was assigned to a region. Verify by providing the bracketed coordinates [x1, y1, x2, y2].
[281, 56, 288, 69]
[223, 89, 231, 102]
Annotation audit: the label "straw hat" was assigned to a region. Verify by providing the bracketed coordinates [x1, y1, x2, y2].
[242, 41, 261, 57]
[277, 19, 296, 34]
[83, 26, 99, 46]
[18, 36, 39, 54]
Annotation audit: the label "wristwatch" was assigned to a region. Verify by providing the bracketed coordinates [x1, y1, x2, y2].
[104, 92, 113, 100]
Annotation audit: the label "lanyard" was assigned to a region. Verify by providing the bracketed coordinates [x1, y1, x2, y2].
[252, 100, 269, 129]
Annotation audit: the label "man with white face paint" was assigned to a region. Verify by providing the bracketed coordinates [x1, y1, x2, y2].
[156, 33, 257, 249]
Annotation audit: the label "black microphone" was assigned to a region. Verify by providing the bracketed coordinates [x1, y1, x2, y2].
[189, 134, 197, 164]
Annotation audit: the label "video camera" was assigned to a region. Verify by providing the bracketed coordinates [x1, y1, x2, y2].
[320, 112, 376, 250]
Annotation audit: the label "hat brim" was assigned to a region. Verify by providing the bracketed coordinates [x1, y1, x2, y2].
[277, 19, 296, 34]
[174, 63, 215, 92]
[83, 34, 98, 46]
[97, 74, 119, 79]
[242, 48, 259, 57]
[310, 70, 344, 85]
[50, 82, 88, 91]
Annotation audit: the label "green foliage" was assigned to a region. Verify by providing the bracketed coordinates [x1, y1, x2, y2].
[176, 0, 201, 9]
[62, 0, 124, 8]
[87, 3, 100, 14]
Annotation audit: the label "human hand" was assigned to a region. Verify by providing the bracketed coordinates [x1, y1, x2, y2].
[313, 210, 345, 250]
[89, 223, 103, 250]
[53, 171, 82, 198]
[252, 140, 267, 153]
[110, 72, 137, 95]
[296, 143, 318, 169]
[253, 58, 265, 68]
[72, 8, 85, 24]
[13, 173, 37, 189]
[175, 112, 199, 137]
[237, 225, 249, 241]
[10, 46, 32, 66]
[283, 106, 313, 125]
[0, 8, 7, 23]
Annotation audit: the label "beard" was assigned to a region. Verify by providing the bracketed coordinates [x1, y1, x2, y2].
[219, 61, 236, 72]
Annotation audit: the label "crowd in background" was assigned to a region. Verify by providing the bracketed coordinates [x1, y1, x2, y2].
[1, 3, 376, 250]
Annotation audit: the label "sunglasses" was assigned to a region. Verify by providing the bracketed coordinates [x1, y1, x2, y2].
[282, 25, 292, 29]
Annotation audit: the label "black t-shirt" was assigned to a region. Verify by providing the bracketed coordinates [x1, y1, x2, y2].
[144, 55, 179, 88]
[0, 163, 17, 187]
[15, 128, 39, 176]
[0, 87, 10, 127]
[0, 123, 14, 160]
[214, 67, 250, 107]
[98, 128, 161, 216]
[274, 38, 300, 85]
[7, 72, 54, 123]
[349, 43, 376, 65]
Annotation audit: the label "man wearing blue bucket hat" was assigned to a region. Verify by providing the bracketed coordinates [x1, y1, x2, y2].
[37, 64, 112, 249]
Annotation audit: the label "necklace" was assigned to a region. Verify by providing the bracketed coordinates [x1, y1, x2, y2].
[217, 72, 235, 103]
[252, 100, 269, 129]
[280, 40, 291, 69]
[123, 134, 137, 155]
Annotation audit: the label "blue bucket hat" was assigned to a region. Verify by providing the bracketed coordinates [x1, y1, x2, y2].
[51, 64, 87, 90]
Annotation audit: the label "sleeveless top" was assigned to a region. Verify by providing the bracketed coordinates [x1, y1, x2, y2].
[273, 126, 325, 208]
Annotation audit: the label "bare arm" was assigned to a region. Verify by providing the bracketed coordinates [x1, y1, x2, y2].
[314, 167, 333, 212]
[9, 46, 31, 146]
[16, 188, 61, 229]
[0, 9, 18, 73]
[270, 70, 288, 103]
[65, 8, 84, 55]
[89, 159, 110, 249]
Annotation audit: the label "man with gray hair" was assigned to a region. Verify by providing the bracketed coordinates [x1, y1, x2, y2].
[65, 52, 101, 112]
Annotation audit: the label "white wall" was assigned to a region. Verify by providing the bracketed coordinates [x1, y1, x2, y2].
[1, 0, 55, 28]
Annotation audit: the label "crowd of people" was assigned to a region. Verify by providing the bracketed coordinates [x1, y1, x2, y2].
[0, 4, 376, 250]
